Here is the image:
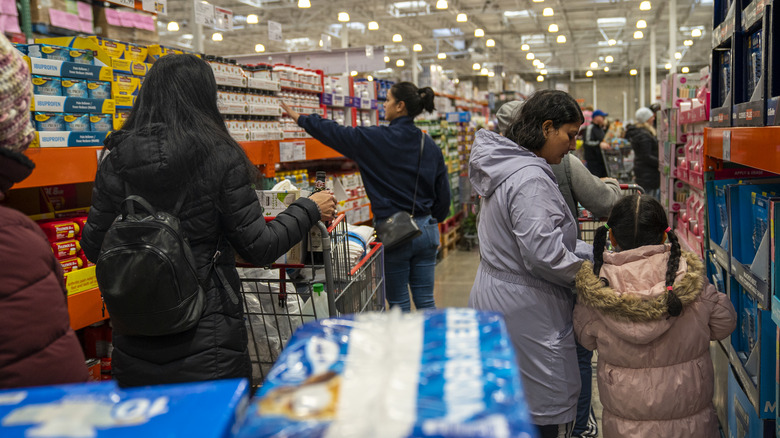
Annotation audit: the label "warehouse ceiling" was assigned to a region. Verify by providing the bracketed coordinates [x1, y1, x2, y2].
[158, 0, 714, 80]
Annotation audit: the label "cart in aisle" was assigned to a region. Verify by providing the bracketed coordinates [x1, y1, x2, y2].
[238, 214, 385, 388]
[601, 138, 636, 183]
[579, 184, 644, 244]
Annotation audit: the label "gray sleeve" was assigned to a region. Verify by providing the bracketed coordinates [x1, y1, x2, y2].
[569, 156, 622, 217]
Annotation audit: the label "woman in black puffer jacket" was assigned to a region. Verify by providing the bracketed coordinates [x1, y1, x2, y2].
[625, 107, 660, 197]
[81, 55, 336, 387]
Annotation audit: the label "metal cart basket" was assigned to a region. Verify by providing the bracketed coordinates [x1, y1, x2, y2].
[579, 184, 645, 245]
[238, 214, 385, 387]
[601, 138, 636, 183]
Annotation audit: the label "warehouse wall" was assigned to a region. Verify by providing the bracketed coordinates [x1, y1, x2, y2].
[548, 75, 652, 123]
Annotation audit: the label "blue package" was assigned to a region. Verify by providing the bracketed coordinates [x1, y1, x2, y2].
[61, 78, 88, 98]
[12, 43, 27, 55]
[87, 80, 111, 99]
[63, 113, 90, 132]
[31, 75, 62, 96]
[0, 379, 249, 437]
[90, 114, 113, 132]
[236, 309, 537, 438]
[34, 112, 65, 131]
[69, 47, 94, 65]
[747, 29, 762, 100]
[27, 44, 70, 62]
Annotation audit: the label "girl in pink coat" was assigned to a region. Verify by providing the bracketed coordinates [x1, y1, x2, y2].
[574, 195, 736, 438]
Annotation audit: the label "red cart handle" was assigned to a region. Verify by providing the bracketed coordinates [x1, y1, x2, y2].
[350, 242, 383, 276]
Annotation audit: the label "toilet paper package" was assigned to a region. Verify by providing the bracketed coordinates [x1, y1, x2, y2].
[235, 308, 537, 438]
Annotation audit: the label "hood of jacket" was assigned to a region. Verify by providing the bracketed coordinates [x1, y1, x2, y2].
[575, 245, 705, 344]
[625, 123, 656, 139]
[104, 124, 196, 191]
[469, 129, 555, 197]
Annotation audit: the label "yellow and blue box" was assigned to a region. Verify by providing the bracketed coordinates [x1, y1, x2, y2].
[31, 75, 62, 96]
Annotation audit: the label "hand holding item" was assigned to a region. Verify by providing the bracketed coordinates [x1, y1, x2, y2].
[600, 177, 619, 185]
[280, 101, 301, 123]
[310, 190, 337, 222]
[599, 141, 611, 150]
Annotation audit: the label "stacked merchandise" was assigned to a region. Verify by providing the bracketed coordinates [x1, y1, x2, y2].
[28, 0, 94, 35]
[37, 216, 89, 273]
[353, 80, 379, 127]
[274, 63, 323, 139]
[417, 119, 460, 219]
[93, 5, 158, 45]
[80, 322, 113, 382]
[373, 79, 394, 125]
[321, 74, 355, 128]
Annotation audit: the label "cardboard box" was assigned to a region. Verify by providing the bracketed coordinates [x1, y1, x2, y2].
[257, 190, 299, 217]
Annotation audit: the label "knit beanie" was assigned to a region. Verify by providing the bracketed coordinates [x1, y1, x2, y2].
[496, 100, 522, 135]
[0, 34, 35, 193]
[635, 107, 654, 124]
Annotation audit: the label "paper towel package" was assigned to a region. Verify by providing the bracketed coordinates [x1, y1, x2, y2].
[235, 308, 537, 438]
[0, 378, 249, 437]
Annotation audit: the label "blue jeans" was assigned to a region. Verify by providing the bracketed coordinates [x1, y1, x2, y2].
[573, 342, 598, 437]
[383, 215, 439, 311]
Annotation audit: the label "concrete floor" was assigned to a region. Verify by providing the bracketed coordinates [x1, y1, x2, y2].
[433, 248, 603, 436]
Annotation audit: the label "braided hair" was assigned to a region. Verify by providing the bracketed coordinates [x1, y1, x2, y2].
[592, 194, 683, 317]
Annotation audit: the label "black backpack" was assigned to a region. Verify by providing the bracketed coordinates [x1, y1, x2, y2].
[96, 190, 206, 336]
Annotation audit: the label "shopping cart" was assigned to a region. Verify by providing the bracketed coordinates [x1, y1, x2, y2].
[601, 138, 635, 183]
[578, 183, 644, 245]
[238, 214, 385, 387]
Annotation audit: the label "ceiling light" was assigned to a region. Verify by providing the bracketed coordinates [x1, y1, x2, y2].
[486, 39, 496, 47]
[533, 59, 541, 66]
[665, 63, 671, 69]
[396, 59, 405, 67]
[413, 43, 422, 52]
[474, 28, 484, 37]
[255, 43, 265, 52]
[557, 35, 566, 43]
[436, 0, 447, 9]
[350, 71, 358, 76]
[533, 0, 543, 2]
[636, 19, 646, 28]
[367, 75, 374, 81]
[368, 21, 379, 30]
[338, 12, 350, 22]
[608, 39, 616, 46]
[480, 67, 488, 75]
[297, 0, 310, 6]
[630, 69, 637, 75]
[454, 78, 459, 83]
[639, 1, 651, 11]
[319, 39, 323, 47]
[521, 44, 529, 51]
[634, 31, 643, 39]
[488, 71, 495, 77]
[537, 75, 544, 82]
[548, 23, 558, 32]
[674, 51, 682, 59]
[543, 7, 553, 16]
[691, 28, 702, 37]
[605, 55, 614, 63]
[246, 14, 258, 24]
[682, 66, 690, 73]
[456, 13, 467, 22]
[590, 61, 598, 69]
[167, 21, 179, 32]
[473, 63, 480, 70]
[501, 72, 505, 77]
[684, 39, 693, 46]
[537, 62, 545, 68]
[586, 70, 593, 77]
[212, 32, 222, 41]
[384, 56, 390, 62]
[437, 65, 443, 72]
[604, 66, 610, 72]
[540, 69, 547, 75]
[438, 52, 446, 59]
[526, 52, 534, 60]
[392, 33, 403, 42]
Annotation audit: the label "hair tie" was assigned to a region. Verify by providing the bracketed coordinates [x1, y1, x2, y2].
[666, 286, 673, 291]
[665, 227, 672, 233]
[603, 224, 610, 230]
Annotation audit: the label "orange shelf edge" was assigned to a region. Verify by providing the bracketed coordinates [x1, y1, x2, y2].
[240, 139, 343, 176]
[704, 127, 780, 174]
[68, 287, 108, 330]
[18, 146, 103, 189]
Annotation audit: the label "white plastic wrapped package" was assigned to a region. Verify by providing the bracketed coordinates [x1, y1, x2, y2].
[234, 308, 537, 438]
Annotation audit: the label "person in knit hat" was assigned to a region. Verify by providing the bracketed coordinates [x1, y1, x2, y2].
[0, 33, 89, 388]
[625, 107, 660, 198]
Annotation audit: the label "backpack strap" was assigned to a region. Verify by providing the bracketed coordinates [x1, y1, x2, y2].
[123, 181, 188, 216]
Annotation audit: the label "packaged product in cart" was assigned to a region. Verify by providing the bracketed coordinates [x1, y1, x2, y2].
[235, 308, 537, 438]
[0, 379, 249, 437]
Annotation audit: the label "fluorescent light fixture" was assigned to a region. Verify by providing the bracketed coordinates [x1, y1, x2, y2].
[540, 69, 547, 75]
[438, 52, 446, 59]
[665, 63, 671, 69]
[368, 21, 379, 30]
[436, 0, 447, 9]
[167, 21, 179, 31]
[457, 13, 467, 22]
[338, 12, 350, 22]
[605, 55, 614, 63]
[691, 28, 702, 37]
[675, 51, 682, 59]
[537, 75, 544, 82]
[634, 31, 643, 39]
[480, 67, 488, 75]
[413, 43, 422, 51]
[486, 39, 495, 47]
[396, 59, 405, 67]
[542, 7, 553, 16]
[636, 19, 646, 28]
[521, 44, 530, 51]
[255, 43, 265, 52]
[392, 33, 403, 42]
[590, 61, 598, 69]
[367, 75, 374, 81]
[384, 56, 390, 62]
[684, 39, 693, 46]
[526, 52, 534, 60]
[350, 71, 358, 76]
[298, 0, 311, 7]
[604, 66, 609, 72]
[473, 63, 480, 70]
[639, 1, 651, 10]
[246, 14, 258, 24]
[548, 23, 558, 32]
[212, 32, 222, 41]
[557, 35, 566, 43]
[474, 28, 484, 37]
[630, 69, 638, 75]
[682, 66, 690, 73]
[586, 70, 593, 77]
[533, 0, 543, 2]
[608, 39, 616, 46]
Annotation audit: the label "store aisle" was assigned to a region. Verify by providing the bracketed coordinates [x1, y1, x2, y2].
[433, 248, 604, 437]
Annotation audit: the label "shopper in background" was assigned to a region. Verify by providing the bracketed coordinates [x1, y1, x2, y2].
[469, 90, 589, 437]
[81, 54, 336, 387]
[0, 34, 89, 388]
[574, 195, 736, 437]
[583, 109, 610, 178]
[281, 82, 450, 312]
[626, 107, 661, 198]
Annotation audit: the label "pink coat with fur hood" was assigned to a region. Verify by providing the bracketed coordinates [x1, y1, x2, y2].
[574, 245, 736, 438]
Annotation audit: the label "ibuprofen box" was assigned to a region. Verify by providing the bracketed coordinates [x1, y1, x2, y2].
[0, 379, 249, 437]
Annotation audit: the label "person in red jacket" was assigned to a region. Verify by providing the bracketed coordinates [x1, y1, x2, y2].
[0, 34, 89, 388]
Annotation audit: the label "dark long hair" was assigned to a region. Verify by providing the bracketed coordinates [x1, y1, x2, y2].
[505, 89, 583, 151]
[120, 54, 256, 185]
[390, 82, 435, 118]
[592, 194, 683, 317]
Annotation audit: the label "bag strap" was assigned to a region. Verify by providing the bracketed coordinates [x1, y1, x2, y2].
[411, 132, 425, 217]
